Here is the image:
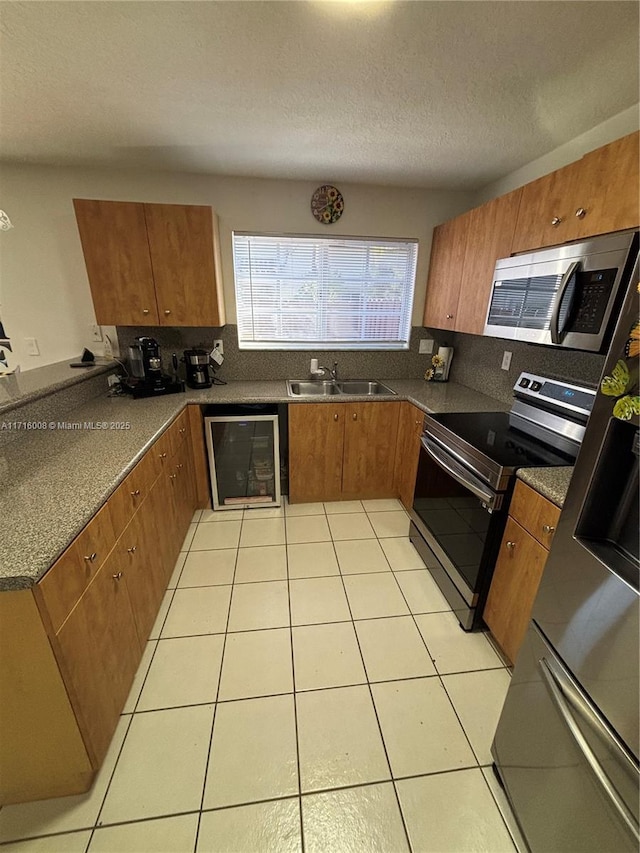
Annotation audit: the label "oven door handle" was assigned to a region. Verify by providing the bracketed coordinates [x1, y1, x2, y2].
[421, 436, 497, 509]
[550, 260, 580, 344]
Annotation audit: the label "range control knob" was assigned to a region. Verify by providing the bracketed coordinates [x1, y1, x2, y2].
[519, 378, 530, 388]
[530, 381, 542, 392]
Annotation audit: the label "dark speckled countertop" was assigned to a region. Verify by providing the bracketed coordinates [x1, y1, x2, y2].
[0, 378, 508, 590]
[516, 466, 574, 508]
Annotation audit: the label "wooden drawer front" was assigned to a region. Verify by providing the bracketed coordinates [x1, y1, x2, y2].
[154, 427, 174, 470]
[168, 409, 189, 456]
[109, 451, 160, 538]
[510, 480, 561, 548]
[36, 502, 116, 634]
[484, 516, 549, 664]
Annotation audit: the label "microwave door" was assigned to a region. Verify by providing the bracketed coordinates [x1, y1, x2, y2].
[550, 261, 580, 345]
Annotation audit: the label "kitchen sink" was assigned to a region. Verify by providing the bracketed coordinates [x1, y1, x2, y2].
[287, 380, 341, 396]
[336, 380, 396, 395]
[286, 379, 396, 397]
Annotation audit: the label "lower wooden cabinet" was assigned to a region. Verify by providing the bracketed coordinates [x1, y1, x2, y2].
[393, 401, 424, 510]
[484, 480, 562, 664]
[288, 401, 400, 503]
[3, 406, 207, 805]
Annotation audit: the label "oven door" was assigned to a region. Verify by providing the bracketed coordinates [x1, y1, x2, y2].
[411, 434, 509, 629]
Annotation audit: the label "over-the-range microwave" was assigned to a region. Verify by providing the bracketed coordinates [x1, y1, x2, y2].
[484, 229, 639, 352]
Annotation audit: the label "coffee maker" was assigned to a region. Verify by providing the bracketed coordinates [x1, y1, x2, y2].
[184, 349, 212, 389]
[123, 337, 184, 398]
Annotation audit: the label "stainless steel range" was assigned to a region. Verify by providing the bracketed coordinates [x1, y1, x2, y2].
[409, 372, 596, 630]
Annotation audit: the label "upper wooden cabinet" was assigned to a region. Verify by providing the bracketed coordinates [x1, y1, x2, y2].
[423, 211, 471, 331]
[456, 188, 523, 335]
[73, 199, 225, 327]
[511, 131, 639, 253]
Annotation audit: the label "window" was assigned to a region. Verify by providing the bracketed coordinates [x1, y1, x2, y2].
[232, 232, 418, 350]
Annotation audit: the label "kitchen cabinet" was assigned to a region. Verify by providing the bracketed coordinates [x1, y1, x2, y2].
[3, 406, 208, 804]
[393, 401, 424, 510]
[423, 211, 471, 331]
[288, 402, 400, 503]
[73, 199, 225, 327]
[455, 188, 522, 335]
[484, 480, 561, 664]
[511, 131, 639, 253]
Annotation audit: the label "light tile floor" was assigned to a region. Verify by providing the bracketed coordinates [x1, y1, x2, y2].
[0, 498, 520, 853]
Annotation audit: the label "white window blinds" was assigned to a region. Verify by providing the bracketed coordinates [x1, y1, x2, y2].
[233, 233, 418, 350]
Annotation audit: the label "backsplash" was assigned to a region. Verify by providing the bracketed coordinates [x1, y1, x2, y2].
[116, 325, 439, 381]
[448, 331, 605, 406]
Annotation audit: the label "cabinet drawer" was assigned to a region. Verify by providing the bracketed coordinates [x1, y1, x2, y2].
[510, 480, 561, 548]
[36, 502, 116, 634]
[108, 450, 160, 538]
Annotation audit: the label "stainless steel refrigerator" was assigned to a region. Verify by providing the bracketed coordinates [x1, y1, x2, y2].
[492, 265, 639, 852]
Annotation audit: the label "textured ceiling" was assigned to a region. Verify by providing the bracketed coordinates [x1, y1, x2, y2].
[1, 1, 638, 189]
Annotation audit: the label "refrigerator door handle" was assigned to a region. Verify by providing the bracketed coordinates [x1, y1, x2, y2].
[539, 655, 640, 841]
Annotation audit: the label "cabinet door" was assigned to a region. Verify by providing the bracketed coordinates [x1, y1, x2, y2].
[144, 204, 222, 326]
[509, 480, 560, 549]
[53, 549, 141, 766]
[570, 131, 639, 239]
[342, 403, 400, 499]
[423, 212, 471, 331]
[456, 189, 522, 335]
[288, 404, 345, 503]
[510, 162, 581, 253]
[393, 402, 423, 510]
[73, 199, 159, 326]
[483, 516, 548, 665]
[120, 505, 167, 646]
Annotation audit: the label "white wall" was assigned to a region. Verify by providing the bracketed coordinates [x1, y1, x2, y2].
[474, 104, 639, 204]
[0, 164, 473, 370]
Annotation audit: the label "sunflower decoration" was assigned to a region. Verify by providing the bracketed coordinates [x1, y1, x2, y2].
[424, 353, 445, 382]
[600, 312, 640, 421]
[311, 185, 344, 224]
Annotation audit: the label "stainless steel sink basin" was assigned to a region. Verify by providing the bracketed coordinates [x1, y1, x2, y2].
[336, 380, 396, 395]
[287, 380, 341, 396]
[286, 379, 396, 397]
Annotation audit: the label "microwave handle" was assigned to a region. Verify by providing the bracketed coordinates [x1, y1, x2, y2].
[550, 261, 580, 344]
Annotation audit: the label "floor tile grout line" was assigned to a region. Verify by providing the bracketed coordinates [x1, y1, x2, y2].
[478, 765, 522, 851]
[285, 530, 306, 853]
[328, 533, 415, 853]
[193, 519, 242, 853]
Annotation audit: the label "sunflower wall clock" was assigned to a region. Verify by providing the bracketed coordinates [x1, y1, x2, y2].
[311, 185, 344, 224]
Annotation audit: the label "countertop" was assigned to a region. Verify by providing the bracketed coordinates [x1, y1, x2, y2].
[1, 378, 508, 591]
[516, 466, 574, 508]
[0, 359, 115, 416]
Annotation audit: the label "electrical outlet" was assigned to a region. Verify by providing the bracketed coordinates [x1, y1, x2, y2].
[25, 337, 40, 356]
[89, 324, 103, 342]
[213, 339, 224, 356]
[419, 339, 434, 354]
[501, 350, 513, 371]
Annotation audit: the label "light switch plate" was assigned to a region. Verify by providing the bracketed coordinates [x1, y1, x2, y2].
[89, 324, 103, 342]
[501, 350, 513, 371]
[25, 337, 40, 356]
[419, 339, 434, 354]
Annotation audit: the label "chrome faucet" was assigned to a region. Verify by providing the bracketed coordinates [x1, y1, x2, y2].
[318, 361, 338, 381]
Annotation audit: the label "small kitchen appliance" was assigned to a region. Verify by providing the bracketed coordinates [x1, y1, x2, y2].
[122, 336, 184, 398]
[410, 371, 596, 630]
[485, 229, 638, 352]
[184, 348, 212, 389]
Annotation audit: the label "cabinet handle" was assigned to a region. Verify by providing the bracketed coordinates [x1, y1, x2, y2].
[127, 546, 137, 554]
[333, 414, 338, 421]
[170, 473, 177, 480]
[506, 541, 516, 549]
[575, 208, 587, 219]
[352, 413, 357, 421]
[542, 524, 556, 535]
[164, 309, 171, 315]
[179, 427, 186, 434]
[130, 489, 141, 496]
[551, 216, 562, 226]
[112, 572, 123, 581]
[142, 308, 150, 315]
[83, 553, 97, 563]
[446, 313, 454, 319]
[159, 452, 167, 459]
[176, 463, 184, 470]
